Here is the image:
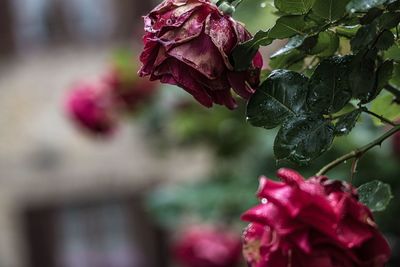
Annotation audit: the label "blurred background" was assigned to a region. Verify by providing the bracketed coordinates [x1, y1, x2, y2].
[0, 1, 398, 267]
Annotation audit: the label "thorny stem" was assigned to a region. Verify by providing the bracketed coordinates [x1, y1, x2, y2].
[362, 108, 397, 126]
[316, 124, 400, 177]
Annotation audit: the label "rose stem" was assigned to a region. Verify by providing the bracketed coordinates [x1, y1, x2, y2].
[316, 124, 400, 177]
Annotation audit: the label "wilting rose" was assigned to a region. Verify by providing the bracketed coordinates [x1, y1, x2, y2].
[104, 70, 158, 112]
[173, 225, 242, 267]
[139, 0, 263, 109]
[241, 168, 391, 267]
[65, 80, 117, 136]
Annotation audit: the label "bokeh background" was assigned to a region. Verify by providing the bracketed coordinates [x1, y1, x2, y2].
[0, 0, 398, 267]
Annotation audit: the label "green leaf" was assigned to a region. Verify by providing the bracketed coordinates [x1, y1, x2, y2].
[246, 70, 309, 129]
[271, 35, 307, 57]
[308, 56, 353, 114]
[358, 180, 393, 212]
[312, 0, 350, 22]
[232, 30, 272, 71]
[270, 49, 306, 69]
[346, 0, 387, 13]
[375, 30, 395, 51]
[274, 115, 334, 164]
[308, 31, 340, 57]
[351, 23, 378, 52]
[376, 60, 394, 92]
[350, 53, 378, 103]
[275, 0, 315, 15]
[370, 93, 400, 125]
[269, 15, 318, 39]
[360, 8, 383, 25]
[334, 109, 362, 136]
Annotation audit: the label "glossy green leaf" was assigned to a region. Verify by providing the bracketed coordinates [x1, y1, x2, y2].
[358, 180, 393, 212]
[376, 60, 394, 92]
[350, 54, 378, 103]
[312, 0, 350, 21]
[275, 0, 315, 15]
[274, 115, 334, 164]
[308, 31, 340, 57]
[270, 49, 305, 69]
[375, 30, 395, 51]
[269, 15, 318, 39]
[271, 35, 307, 57]
[308, 56, 353, 114]
[246, 70, 309, 129]
[334, 109, 362, 136]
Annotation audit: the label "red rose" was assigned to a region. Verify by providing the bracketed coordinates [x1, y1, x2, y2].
[173, 225, 242, 267]
[139, 0, 263, 109]
[241, 168, 391, 267]
[104, 70, 158, 112]
[65, 80, 117, 136]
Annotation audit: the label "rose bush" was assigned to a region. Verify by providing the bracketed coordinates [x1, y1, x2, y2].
[65, 80, 117, 136]
[241, 168, 391, 267]
[173, 225, 242, 267]
[139, 0, 263, 109]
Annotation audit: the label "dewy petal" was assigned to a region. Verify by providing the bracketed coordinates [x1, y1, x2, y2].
[157, 12, 205, 50]
[241, 203, 303, 235]
[158, 58, 214, 107]
[145, 0, 198, 33]
[207, 88, 237, 109]
[205, 13, 237, 69]
[276, 168, 305, 185]
[167, 31, 226, 79]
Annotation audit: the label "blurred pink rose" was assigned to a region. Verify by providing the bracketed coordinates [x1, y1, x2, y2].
[65, 80, 117, 136]
[173, 225, 242, 267]
[241, 168, 391, 267]
[139, 0, 263, 109]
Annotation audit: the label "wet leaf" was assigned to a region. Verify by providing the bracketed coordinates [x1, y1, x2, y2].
[247, 70, 309, 129]
[275, 0, 315, 15]
[308, 56, 353, 114]
[274, 115, 334, 164]
[358, 180, 393, 212]
[334, 109, 362, 136]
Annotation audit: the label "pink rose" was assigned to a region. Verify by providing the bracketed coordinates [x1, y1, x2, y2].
[65, 80, 117, 136]
[104, 70, 158, 112]
[173, 225, 242, 267]
[241, 168, 391, 267]
[139, 0, 263, 109]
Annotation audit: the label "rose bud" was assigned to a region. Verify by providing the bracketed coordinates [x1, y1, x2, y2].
[65, 80, 117, 136]
[173, 225, 242, 267]
[139, 0, 263, 109]
[241, 168, 391, 267]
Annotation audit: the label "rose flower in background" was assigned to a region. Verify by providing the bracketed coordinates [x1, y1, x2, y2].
[173, 225, 242, 267]
[241, 168, 391, 267]
[139, 0, 263, 109]
[105, 51, 158, 113]
[65, 51, 159, 137]
[65, 80, 118, 136]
